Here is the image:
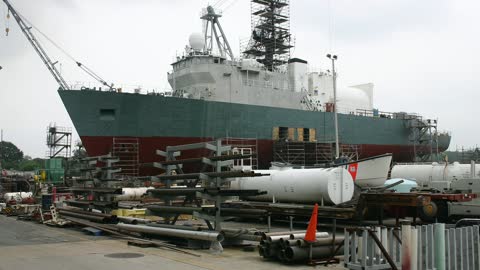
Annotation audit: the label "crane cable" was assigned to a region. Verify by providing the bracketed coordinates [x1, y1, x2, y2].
[221, 0, 237, 13]
[12, 6, 112, 89]
[2, 4, 9, 36]
[213, 0, 228, 9]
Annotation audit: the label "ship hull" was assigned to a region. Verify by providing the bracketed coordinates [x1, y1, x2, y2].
[59, 89, 450, 174]
[81, 135, 417, 175]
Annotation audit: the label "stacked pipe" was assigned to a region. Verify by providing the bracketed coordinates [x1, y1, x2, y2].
[258, 231, 344, 264]
[57, 207, 118, 223]
[146, 223, 263, 242]
[146, 205, 268, 219]
[116, 223, 224, 243]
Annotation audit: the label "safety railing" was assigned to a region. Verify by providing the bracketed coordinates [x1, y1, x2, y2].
[345, 223, 480, 270]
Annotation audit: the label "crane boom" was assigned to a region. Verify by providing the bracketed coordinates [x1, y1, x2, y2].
[3, 0, 70, 90]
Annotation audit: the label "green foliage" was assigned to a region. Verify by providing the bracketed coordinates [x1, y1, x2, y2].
[18, 158, 44, 171]
[0, 141, 24, 169]
[73, 141, 87, 159]
[0, 141, 44, 171]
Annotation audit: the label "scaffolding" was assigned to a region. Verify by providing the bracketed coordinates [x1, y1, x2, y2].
[46, 124, 72, 158]
[408, 118, 439, 162]
[273, 141, 359, 167]
[111, 138, 139, 177]
[222, 137, 258, 170]
[243, 0, 292, 71]
[150, 140, 263, 231]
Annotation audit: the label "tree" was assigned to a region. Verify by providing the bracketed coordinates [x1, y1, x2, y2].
[18, 158, 44, 171]
[0, 141, 24, 169]
[73, 141, 87, 159]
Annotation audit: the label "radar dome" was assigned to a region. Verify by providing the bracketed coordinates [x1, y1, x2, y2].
[189, 33, 205, 51]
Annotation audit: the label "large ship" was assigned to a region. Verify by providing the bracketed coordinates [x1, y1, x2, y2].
[57, 1, 450, 174]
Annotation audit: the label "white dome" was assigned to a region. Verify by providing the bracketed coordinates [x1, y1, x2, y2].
[189, 32, 205, 51]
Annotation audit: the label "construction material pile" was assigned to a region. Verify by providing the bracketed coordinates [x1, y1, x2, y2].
[258, 230, 343, 264]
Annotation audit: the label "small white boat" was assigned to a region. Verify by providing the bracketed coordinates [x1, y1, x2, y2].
[335, 153, 393, 188]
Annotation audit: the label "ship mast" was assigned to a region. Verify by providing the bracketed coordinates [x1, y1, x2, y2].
[243, 0, 292, 71]
[201, 6, 234, 60]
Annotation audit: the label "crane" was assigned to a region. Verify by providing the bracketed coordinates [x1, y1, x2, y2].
[3, 0, 113, 90]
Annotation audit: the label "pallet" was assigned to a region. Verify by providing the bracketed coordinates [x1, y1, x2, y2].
[127, 240, 156, 248]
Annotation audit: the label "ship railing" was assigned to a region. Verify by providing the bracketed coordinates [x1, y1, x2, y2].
[355, 108, 423, 120]
[68, 81, 168, 95]
[437, 130, 451, 135]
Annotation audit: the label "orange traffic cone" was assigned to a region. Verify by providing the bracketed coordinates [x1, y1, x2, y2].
[304, 203, 318, 242]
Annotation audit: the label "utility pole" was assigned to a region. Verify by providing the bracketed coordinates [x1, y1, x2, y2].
[327, 54, 340, 158]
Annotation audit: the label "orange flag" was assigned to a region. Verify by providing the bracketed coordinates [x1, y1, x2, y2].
[304, 203, 318, 242]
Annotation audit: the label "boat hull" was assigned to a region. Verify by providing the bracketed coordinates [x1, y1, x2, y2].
[58, 89, 450, 175]
[82, 135, 410, 175]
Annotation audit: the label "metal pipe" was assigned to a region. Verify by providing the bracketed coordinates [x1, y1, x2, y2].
[147, 205, 204, 214]
[57, 207, 113, 218]
[147, 223, 202, 231]
[223, 231, 262, 241]
[284, 246, 340, 262]
[155, 171, 265, 181]
[148, 188, 203, 196]
[401, 224, 411, 270]
[221, 208, 267, 216]
[261, 230, 306, 240]
[434, 223, 445, 270]
[289, 232, 329, 240]
[283, 239, 299, 247]
[369, 228, 398, 270]
[58, 210, 107, 223]
[116, 223, 224, 242]
[296, 236, 344, 247]
[117, 216, 151, 225]
[411, 227, 418, 270]
[265, 243, 279, 258]
[258, 245, 266, 257]
[147, 205, 266, 217]
[267, 235, 292, 243]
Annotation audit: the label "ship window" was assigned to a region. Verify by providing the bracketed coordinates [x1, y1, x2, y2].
[279, 127, 289, 140]
[99, 109, 116, 121]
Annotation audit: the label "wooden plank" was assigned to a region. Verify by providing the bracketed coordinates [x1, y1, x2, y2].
[272, 127, 279, 140]
[297, 128, 304, 142]
[288, 128, 295, 141]
[309, 128, 316, 142]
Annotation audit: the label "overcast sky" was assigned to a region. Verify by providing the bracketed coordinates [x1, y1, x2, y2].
[1, 0, 479, 158]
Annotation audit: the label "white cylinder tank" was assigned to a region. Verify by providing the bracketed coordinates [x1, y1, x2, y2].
[391, 162, 480, 187]
[3, 192, 33, 202]
[230, 167, 354, 205]
[115, 187, 154, 201]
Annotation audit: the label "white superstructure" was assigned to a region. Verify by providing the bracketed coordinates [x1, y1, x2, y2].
[168, 4, 374, 115]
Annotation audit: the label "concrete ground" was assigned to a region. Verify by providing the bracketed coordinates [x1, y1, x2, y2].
[0, 215, 346, 270]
